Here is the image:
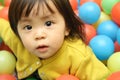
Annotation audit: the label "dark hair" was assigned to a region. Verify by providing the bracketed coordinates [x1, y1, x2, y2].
[8, 0, 86, 42]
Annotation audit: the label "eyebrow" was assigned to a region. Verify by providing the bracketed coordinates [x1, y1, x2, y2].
[40, 13, 55, 20]
[20, 18, 32, 23]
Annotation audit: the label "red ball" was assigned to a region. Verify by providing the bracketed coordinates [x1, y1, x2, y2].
[4, 0, 11, 7]
[84, 24, 97, 45]
[69, 0, 78, 10]
[0, 7, 9, 20]
[114, 41, 120, 52]
[80, 0, 102, 9]
[56, 74, 79, 80]
[111, 2, 120, 26]
[107, 71, 120, 80]
[0, 42, 13, 53]
[0, 74, 16, 80]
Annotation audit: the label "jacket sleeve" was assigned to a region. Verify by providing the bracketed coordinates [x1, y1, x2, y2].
[0, 18, 12, 43]
[75, 46, 111, 80]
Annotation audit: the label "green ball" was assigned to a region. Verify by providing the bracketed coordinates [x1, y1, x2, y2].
[0, 50, 16, 74]
[101, 0, 120, 14]
[107, 52, 120, 72]
[0, 0, 4, 5]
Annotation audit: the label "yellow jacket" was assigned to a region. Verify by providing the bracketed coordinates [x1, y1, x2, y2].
[0, 19, 111, 80]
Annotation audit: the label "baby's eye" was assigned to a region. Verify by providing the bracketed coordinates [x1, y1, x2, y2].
[45, 21, 53, 27]
[24, 25, 32, 30]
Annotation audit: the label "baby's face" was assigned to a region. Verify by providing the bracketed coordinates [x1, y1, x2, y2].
[17, 1, 69, 59]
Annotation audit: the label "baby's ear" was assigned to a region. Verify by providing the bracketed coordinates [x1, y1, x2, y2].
[65, 28, 70, 36]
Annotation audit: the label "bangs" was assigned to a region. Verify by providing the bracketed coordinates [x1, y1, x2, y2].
[12, 0, 55, 22]
[20, 0, 55, 18]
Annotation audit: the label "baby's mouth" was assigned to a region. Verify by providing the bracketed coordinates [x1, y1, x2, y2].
[36, 45, 48, 53]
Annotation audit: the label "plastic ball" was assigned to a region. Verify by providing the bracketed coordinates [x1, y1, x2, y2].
[0, 42, 13, 53]
[80, 0, 102, 9]
[56, 74, 79, 80]
[107, 71, 120, 80]
[93, 11, 111, 29]
[0, 7, 9, 20]
[0, 50, 16, 74]
[69, 0, 78, 10]
[117, 29, 120, 45]
[101, 0, 120, 14]
[111, 2, 120, 26]
[0, 74, 16, 80]
[0, 0, 4, 5]
[0, 5, 3, 10]
[89, 35, 114, 60]
[97, 20, 119, 42]
[4, 0, 11, 7]
[107, 52, 120, 72]
[74, 9, 78, 16]
[114, 41, 120, 52]
[84, 24, 97, 45]
[78, 2, 101, 24]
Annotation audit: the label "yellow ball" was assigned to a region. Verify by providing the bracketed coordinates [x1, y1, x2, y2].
[107, 52, 120, 72]
[93, 11, 111, 29]
[0, 5, 4, 10]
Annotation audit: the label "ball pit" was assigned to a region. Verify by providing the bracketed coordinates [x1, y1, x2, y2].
[0, 0, 120, 79]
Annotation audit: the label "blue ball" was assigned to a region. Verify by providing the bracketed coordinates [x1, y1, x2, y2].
[89, 35, 114, 60]
[78, 2, 101, 24]
[117, 28, 120, 45]
[97, 20, 119, 42]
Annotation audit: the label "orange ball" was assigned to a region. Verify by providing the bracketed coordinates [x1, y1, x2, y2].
[107, 71, 120, 80]
[0, 74, 16, 80]
[84, 24, 97, 45]
[56, 74, 79, 80]
[111, 2, 120, 26]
